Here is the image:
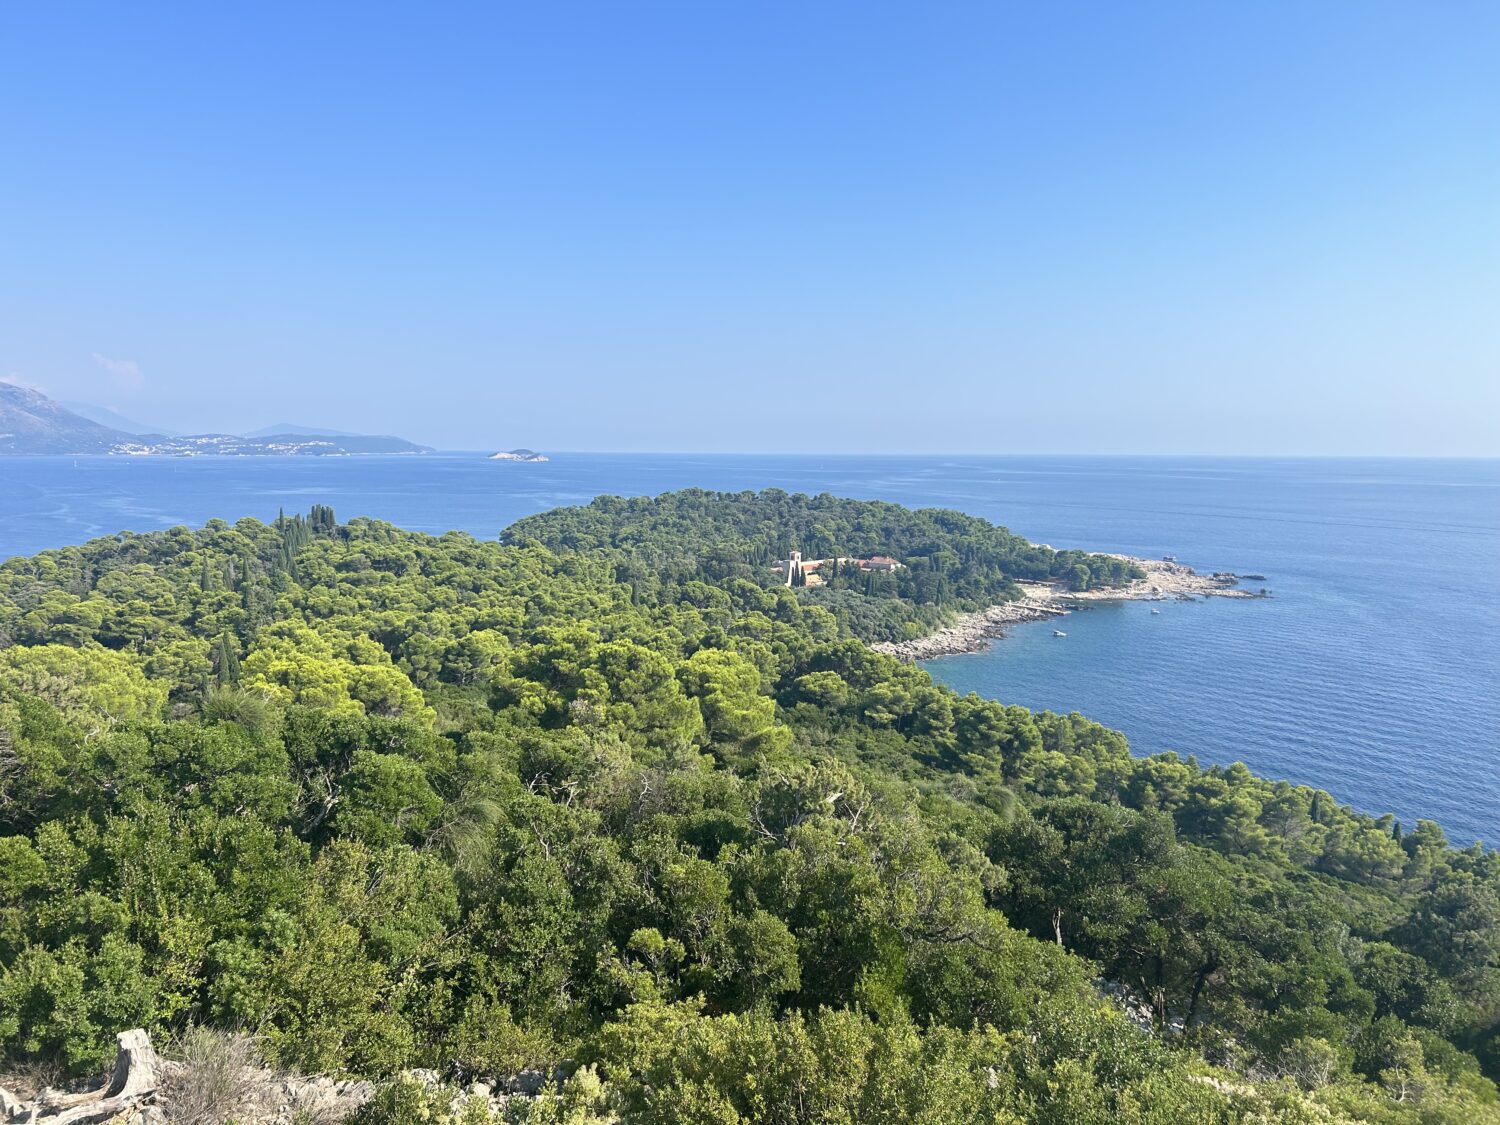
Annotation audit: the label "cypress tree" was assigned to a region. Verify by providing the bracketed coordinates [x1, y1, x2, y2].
[215, 633, 241, 687]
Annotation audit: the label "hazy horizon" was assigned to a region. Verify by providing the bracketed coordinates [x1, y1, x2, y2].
[3, 3, 1497, 455]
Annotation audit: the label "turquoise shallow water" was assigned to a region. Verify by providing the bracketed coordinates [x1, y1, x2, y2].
[1, 453, 1496, 844]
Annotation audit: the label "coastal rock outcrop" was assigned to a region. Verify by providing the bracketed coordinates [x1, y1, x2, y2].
[872, 601, 1066, 661]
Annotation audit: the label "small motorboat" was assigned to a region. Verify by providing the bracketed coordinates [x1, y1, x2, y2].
[1053, 629, 1067, 637]
[1150, 608, 1161, 614]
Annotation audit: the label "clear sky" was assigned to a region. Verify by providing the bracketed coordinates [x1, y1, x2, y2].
[2, 2, 1497, 454]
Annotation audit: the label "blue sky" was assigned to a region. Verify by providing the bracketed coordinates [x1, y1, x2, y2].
[2, 2, 1496, 453]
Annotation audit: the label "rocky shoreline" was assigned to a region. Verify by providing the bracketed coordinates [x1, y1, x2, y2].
[871, 557, 1265, 663]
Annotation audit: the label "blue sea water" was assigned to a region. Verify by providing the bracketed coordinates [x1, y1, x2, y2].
[1, 453, 1496, 845]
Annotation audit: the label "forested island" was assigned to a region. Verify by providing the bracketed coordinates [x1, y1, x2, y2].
[505, 490, 1145, 645]
[1, 491, 1497, 1122]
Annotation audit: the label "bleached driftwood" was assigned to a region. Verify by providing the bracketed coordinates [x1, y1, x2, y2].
[6, 1029, 161, 1124]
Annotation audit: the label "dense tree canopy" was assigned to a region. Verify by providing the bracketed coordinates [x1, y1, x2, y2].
[0, 494, 1496, 1122]
[505, 489, 1141, 642]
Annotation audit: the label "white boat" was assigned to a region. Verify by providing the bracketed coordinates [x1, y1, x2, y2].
[1150, 608, 1161, 614]
[1053, 629, 1067, 637]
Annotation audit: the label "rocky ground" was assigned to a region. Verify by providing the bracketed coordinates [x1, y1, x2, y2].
[871, 557, 1265, 662]
[0, 1030, 570, 1125]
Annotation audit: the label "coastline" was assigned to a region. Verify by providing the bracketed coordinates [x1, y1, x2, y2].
[871, 557, 1264, 662]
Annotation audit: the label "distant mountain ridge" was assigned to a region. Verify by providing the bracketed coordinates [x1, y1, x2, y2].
[0, 382, 125, 453]
[0, 383, 431, 456]
[60, 400, 179, 436]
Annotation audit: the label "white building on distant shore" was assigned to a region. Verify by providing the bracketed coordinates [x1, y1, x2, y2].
[772, 551, 904, 587]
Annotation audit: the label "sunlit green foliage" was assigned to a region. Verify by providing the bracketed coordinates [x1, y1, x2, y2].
[0, 494, 1496, 1122]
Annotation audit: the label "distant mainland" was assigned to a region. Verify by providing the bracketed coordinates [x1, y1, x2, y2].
[0, 382, 430, 456]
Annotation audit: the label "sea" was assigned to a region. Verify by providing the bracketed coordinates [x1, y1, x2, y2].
[2, 453, 1496, 845]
